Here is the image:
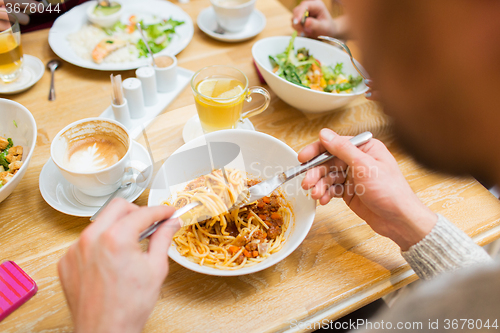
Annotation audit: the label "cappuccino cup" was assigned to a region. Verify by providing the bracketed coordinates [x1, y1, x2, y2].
[210, 0, 256, 32]
[51, 118, 132, 197]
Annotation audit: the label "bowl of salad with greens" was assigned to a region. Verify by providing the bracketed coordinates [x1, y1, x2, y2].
[0, 99, 37, 203]
[252, 33, 368, 113]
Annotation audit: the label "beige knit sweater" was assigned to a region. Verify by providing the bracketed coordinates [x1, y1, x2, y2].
[402, 214, 492, 280]
[360, 214, 495, 332]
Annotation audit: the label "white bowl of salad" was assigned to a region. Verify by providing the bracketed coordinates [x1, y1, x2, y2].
[0, 99, 37, 203]
[252, 33, 368, 113]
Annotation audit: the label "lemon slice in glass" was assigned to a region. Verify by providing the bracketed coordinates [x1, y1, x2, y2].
[216, 85, 244, 104]
[197, 78, 218, 97]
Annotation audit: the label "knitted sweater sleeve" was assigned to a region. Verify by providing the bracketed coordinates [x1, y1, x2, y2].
[401, 214, 492, 280]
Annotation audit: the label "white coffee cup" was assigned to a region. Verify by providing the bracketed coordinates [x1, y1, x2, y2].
[210, 0, 256, 33]
[51, 118, 132, 197]
[154, 55, 177, 93]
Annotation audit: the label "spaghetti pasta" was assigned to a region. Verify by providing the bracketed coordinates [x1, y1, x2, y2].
[164, 169, 292, 270]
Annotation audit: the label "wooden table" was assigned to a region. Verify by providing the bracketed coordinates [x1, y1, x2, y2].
[2, 0, 500, 332]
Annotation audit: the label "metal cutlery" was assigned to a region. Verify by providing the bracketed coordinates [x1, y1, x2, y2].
[90, 181, 133, 222]
[230, 131, 373, 208]
[139, 201, 200, 241]
[137, 131, 372, 241]
[300, 7, 309, 26]
[136, 23, 157, 67]
[318, 36, 371, 80]
[46, 59, 61, 101]
[213, 23, 226, 35]
[90, 166, 151, 222]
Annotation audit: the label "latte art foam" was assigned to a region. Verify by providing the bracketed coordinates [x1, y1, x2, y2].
[63, 135, 127, 172]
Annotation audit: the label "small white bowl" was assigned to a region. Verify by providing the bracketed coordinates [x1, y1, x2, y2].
[86, 0, 123, 28]
[0, 99, 37, 203]
[148, 129, 316, 276]
[252, 36, 369, 114]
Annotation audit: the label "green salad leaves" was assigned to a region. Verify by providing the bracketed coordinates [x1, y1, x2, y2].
[137, 19, 185, 57]
[101, 17, 185, 58]
[269, 32, 363, 93]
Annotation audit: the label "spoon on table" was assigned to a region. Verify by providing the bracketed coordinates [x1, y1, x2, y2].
[47, 60, 61, 101]
[318, 36, 371, 80]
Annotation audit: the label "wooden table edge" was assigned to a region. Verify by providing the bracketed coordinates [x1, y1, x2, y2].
[262, 222, 500, 333]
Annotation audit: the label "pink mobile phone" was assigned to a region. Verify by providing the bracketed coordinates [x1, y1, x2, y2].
[0, 261, 38, 322]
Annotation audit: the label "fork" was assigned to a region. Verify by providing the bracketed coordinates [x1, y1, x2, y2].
[318, 36, 371, 81]
[230, 131, 373, 208]
[138, 132, 372, 241]
[139, 201, 200, 241]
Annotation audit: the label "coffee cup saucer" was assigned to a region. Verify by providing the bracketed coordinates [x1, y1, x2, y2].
[197, 7, 266, 43]
[39, 141, 152, 217]
[182, 114, 255, 143]
[0, 55, 44, 95]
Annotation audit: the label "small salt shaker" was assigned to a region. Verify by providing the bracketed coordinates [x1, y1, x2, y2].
[111, 98, 131, 126]
[154, 55, 178, 93]
[122, 78, 146, 119]
[136, 66, 158, 106]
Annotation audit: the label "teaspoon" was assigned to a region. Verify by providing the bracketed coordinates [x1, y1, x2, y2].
[46, 59, 61, 101]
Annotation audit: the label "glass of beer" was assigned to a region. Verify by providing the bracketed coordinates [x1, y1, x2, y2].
[0, 13, 23, 83]
[191, 65, 271, 133]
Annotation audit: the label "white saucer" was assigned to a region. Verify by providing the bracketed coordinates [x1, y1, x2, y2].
[182, 115, 255, 143]
[0, 55, 44, 95]
[197, 7, 266, 43]
[39, 141, 153, 217]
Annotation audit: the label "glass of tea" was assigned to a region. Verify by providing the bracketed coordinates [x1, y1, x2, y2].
[0, 13, 23, 83]
[191, 65, 270, 133]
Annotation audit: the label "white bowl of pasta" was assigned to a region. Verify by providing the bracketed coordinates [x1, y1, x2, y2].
[148, 129, 316, 276]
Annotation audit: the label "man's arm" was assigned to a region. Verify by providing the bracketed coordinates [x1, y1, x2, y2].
[299, 129, 491, 276]
[403, 214, 492, 280]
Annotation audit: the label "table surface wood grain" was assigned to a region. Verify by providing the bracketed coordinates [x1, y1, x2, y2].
[1, 0, 500, 332]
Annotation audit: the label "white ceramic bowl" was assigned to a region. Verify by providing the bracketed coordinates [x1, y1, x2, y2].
[148, 130, 316, 276]
[0, 99, 37, 203]
[86, 0, 123, 28]
[252, 36, 369, 114]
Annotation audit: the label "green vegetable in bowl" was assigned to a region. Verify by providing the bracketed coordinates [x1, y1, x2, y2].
[269, 31, 363, 93]
[0, 137, 23, 187]
[0, 138, 13, 170]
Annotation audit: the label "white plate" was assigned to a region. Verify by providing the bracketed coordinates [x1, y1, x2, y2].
[0, 55, 44, 95]
[39, 141, 152, 217]
[148, 130, 316, 276]
[197, 7, 266, 43]
[182, 114, 255, 143]
[49, 0, 194, 71]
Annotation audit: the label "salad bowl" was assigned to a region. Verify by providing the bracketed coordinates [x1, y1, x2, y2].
[0, 99, 37, 203]
[252, 36, 368, 113]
